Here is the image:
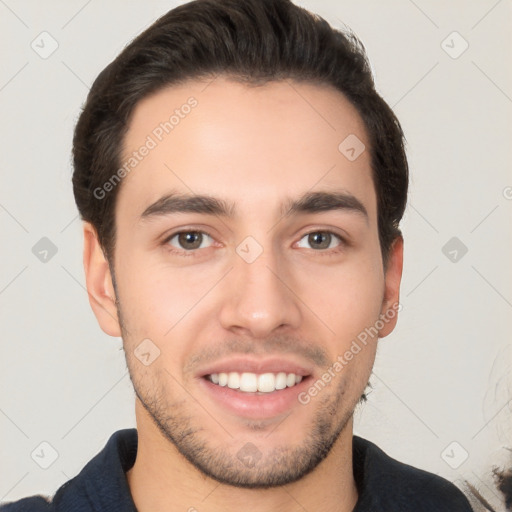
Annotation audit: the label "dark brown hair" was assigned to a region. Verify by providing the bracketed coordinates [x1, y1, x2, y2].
[72, 0, 408, 270]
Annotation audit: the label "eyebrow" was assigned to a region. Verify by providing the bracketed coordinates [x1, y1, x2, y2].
[139, 190, 368, 223]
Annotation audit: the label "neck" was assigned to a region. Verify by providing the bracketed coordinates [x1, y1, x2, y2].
[126, 399, 358, 512]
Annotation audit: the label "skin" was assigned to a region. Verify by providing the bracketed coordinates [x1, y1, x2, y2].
[83, 76, 403, 512]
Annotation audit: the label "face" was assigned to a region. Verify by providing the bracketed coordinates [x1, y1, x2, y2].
[85, 76, 402, 488]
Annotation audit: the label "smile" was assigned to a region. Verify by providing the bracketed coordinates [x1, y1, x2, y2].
[206, 371, 303, 393]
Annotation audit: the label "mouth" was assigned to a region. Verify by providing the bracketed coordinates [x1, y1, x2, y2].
[205, 371, 305, 393]
[196, 357, 314, 419]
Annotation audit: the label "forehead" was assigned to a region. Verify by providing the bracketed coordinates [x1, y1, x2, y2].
[115, 76, 375, 225]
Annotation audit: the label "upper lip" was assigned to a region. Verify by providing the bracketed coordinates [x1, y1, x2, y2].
[196, 356, 314, 378]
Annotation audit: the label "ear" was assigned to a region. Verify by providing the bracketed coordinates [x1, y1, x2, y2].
[378, 236, 403, 338]
[82, 222, 121, 337]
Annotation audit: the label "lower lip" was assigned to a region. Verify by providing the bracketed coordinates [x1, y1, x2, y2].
[198, 376, 311, 420]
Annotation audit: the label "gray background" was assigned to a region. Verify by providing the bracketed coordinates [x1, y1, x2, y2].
[1, 0, 511, 509]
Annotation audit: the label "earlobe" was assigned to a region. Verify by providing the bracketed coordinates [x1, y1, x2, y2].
[82, 222, 121, 337]
[378, 236, 404, 338]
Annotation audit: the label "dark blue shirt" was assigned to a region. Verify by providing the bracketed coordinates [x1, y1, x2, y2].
[0, 429, 473, 511]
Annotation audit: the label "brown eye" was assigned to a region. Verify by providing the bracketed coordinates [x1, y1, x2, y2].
[297, 231, 343, 251]
[168, 231, 213, 251]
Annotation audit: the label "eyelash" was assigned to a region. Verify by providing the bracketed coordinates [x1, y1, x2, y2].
[161, 229, 348, 258]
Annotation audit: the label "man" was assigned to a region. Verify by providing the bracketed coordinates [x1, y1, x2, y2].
[1, 0, 473, 510]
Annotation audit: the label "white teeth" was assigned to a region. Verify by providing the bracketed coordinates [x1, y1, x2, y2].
[208, 371, 304, 393]
[227, 372, 240, 389]
[240, 372, 258, 392]
[218, 373, 228, 386]
[275, 372, 287, 390]
[257, 373, 275, 393]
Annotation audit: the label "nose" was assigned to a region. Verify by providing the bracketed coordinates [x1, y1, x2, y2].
[218, 245, 302, 339]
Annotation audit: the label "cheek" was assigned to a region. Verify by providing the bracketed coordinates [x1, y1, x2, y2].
[298, 257, 384, 341]
[116, 257, 219, 338]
